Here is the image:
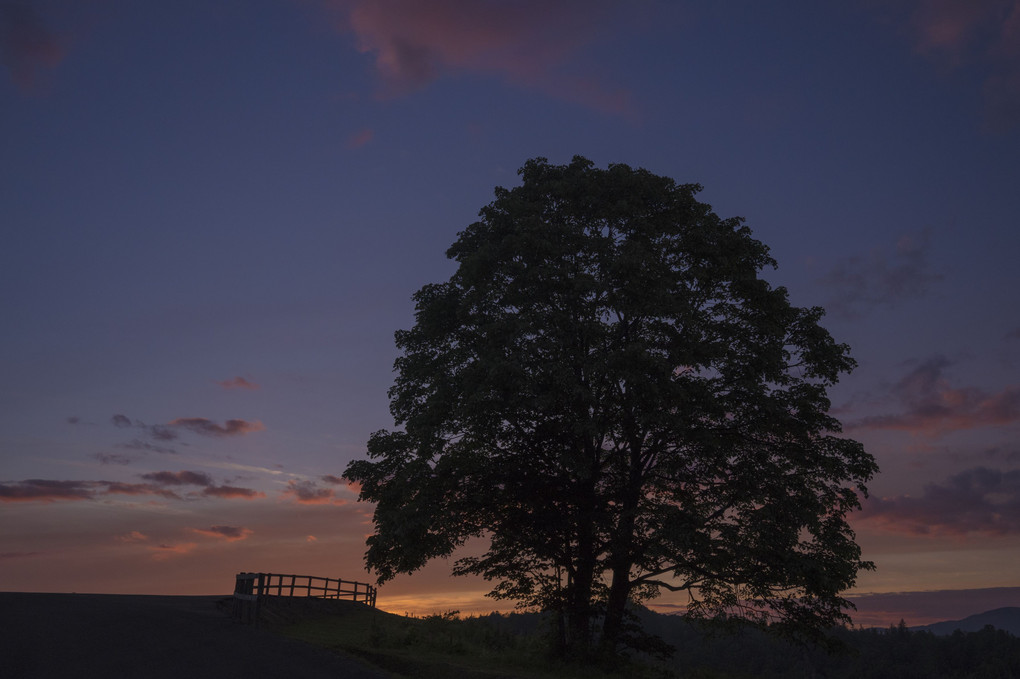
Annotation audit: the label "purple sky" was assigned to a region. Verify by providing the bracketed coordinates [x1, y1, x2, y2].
[2, 0, 1019, 626]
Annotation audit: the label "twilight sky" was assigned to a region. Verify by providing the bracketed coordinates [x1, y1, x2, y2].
[2, 0, 1019, 627]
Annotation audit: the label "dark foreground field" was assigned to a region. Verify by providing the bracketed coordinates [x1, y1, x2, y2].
[0, 592, 388, 679]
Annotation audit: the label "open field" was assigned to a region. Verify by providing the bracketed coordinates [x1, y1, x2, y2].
[0, 592, 387, 679]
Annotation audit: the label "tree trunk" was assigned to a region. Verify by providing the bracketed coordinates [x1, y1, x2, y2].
[601, 559, 632, 651]
[600, 448, 642, 653]
[566, 527, 597, 655]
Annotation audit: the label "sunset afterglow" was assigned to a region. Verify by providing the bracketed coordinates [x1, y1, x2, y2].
[2, 0, 1019, 626]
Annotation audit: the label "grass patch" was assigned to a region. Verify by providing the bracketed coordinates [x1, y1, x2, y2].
[264, 599, 676, 679]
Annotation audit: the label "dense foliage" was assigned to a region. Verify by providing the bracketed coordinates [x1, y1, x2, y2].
[344, 156, 877, 656]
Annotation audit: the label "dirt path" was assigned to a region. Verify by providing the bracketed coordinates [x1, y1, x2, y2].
[0, 592, 390, 678]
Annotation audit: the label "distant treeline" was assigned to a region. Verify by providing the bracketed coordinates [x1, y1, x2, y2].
[473, 609, 1020, 678]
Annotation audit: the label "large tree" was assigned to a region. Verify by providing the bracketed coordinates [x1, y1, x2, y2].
[344, 156, 877, 657]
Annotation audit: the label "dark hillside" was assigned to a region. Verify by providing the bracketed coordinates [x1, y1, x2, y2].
[913, 607, 1020, 636]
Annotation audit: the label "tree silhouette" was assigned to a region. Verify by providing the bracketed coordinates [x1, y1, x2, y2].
[344, 156, 878, 658]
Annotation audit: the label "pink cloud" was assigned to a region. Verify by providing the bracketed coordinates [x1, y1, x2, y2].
[347, 127, 374, 148]
[116, 531, 149, 543]
[906, 0, 1017, 58]
[149, 542, 198, 561]
[215, 376, 260, 390]
[327, 0, 635, 116]
[847, 356, 1020, 434]
[890, 0, 1020, 128]
[0, 1, 67, 92]
[168, 417, 265, 437]
[190, 525, 253, 541]
[281, 479, 348, 505]
[857, 466, 1020, 536]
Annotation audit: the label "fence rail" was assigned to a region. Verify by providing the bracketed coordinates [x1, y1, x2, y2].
[232, 571, 377, 625]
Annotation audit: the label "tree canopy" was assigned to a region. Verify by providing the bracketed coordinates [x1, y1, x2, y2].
[344, 156, 878, 657]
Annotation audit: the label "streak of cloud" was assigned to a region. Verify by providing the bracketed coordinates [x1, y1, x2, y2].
[0, 479, 183, 502]
[140, 470, 213, 487]
[327, 0, 635, 116]
[93, 452, 135, 466]
[0, 474, 266, 503]
[214, 376, 260, 390]
[116, 439, 177, 455]
[169, 417, 265, 437]
[848, 356, 1020, 434]
[858, 466, 1020, 535]
[0, 479, 97, 502]
[0, 551, 43, 559]
[347, 127, 374, 148]
[190, 525, 253, 541]
[201, 485, 264, 499]
[149, 542, 197, 560]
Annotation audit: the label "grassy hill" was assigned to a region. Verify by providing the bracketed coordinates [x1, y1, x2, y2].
[259, 597, 673, 679]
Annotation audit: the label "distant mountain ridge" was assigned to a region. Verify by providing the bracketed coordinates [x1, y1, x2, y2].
[912, 607, 1020, 636]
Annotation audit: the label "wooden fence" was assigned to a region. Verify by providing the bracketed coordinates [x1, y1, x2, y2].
[232, 572, 377, 625]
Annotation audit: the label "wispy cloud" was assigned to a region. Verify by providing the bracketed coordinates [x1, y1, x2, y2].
[110, 414, 180, 446]
[820, 229, 942, 318]
[168, 417, 265, 437]
[326, 0, 635, 116]
[346, 127, 374, 148]
[190, 525, 253, 541]
[0, 0, 67, 92]
[110, 413, 264, 441]
[214, 376, 260, 390]
[847, 356, 1020, 434]
[281, 479, 348, 505]
[858, 466, 1020, 536]
[116, 439, 177, 455]
[148, 542, 197, 560]
[0, 551, 44, 559]
[93, 452, 135, 466]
